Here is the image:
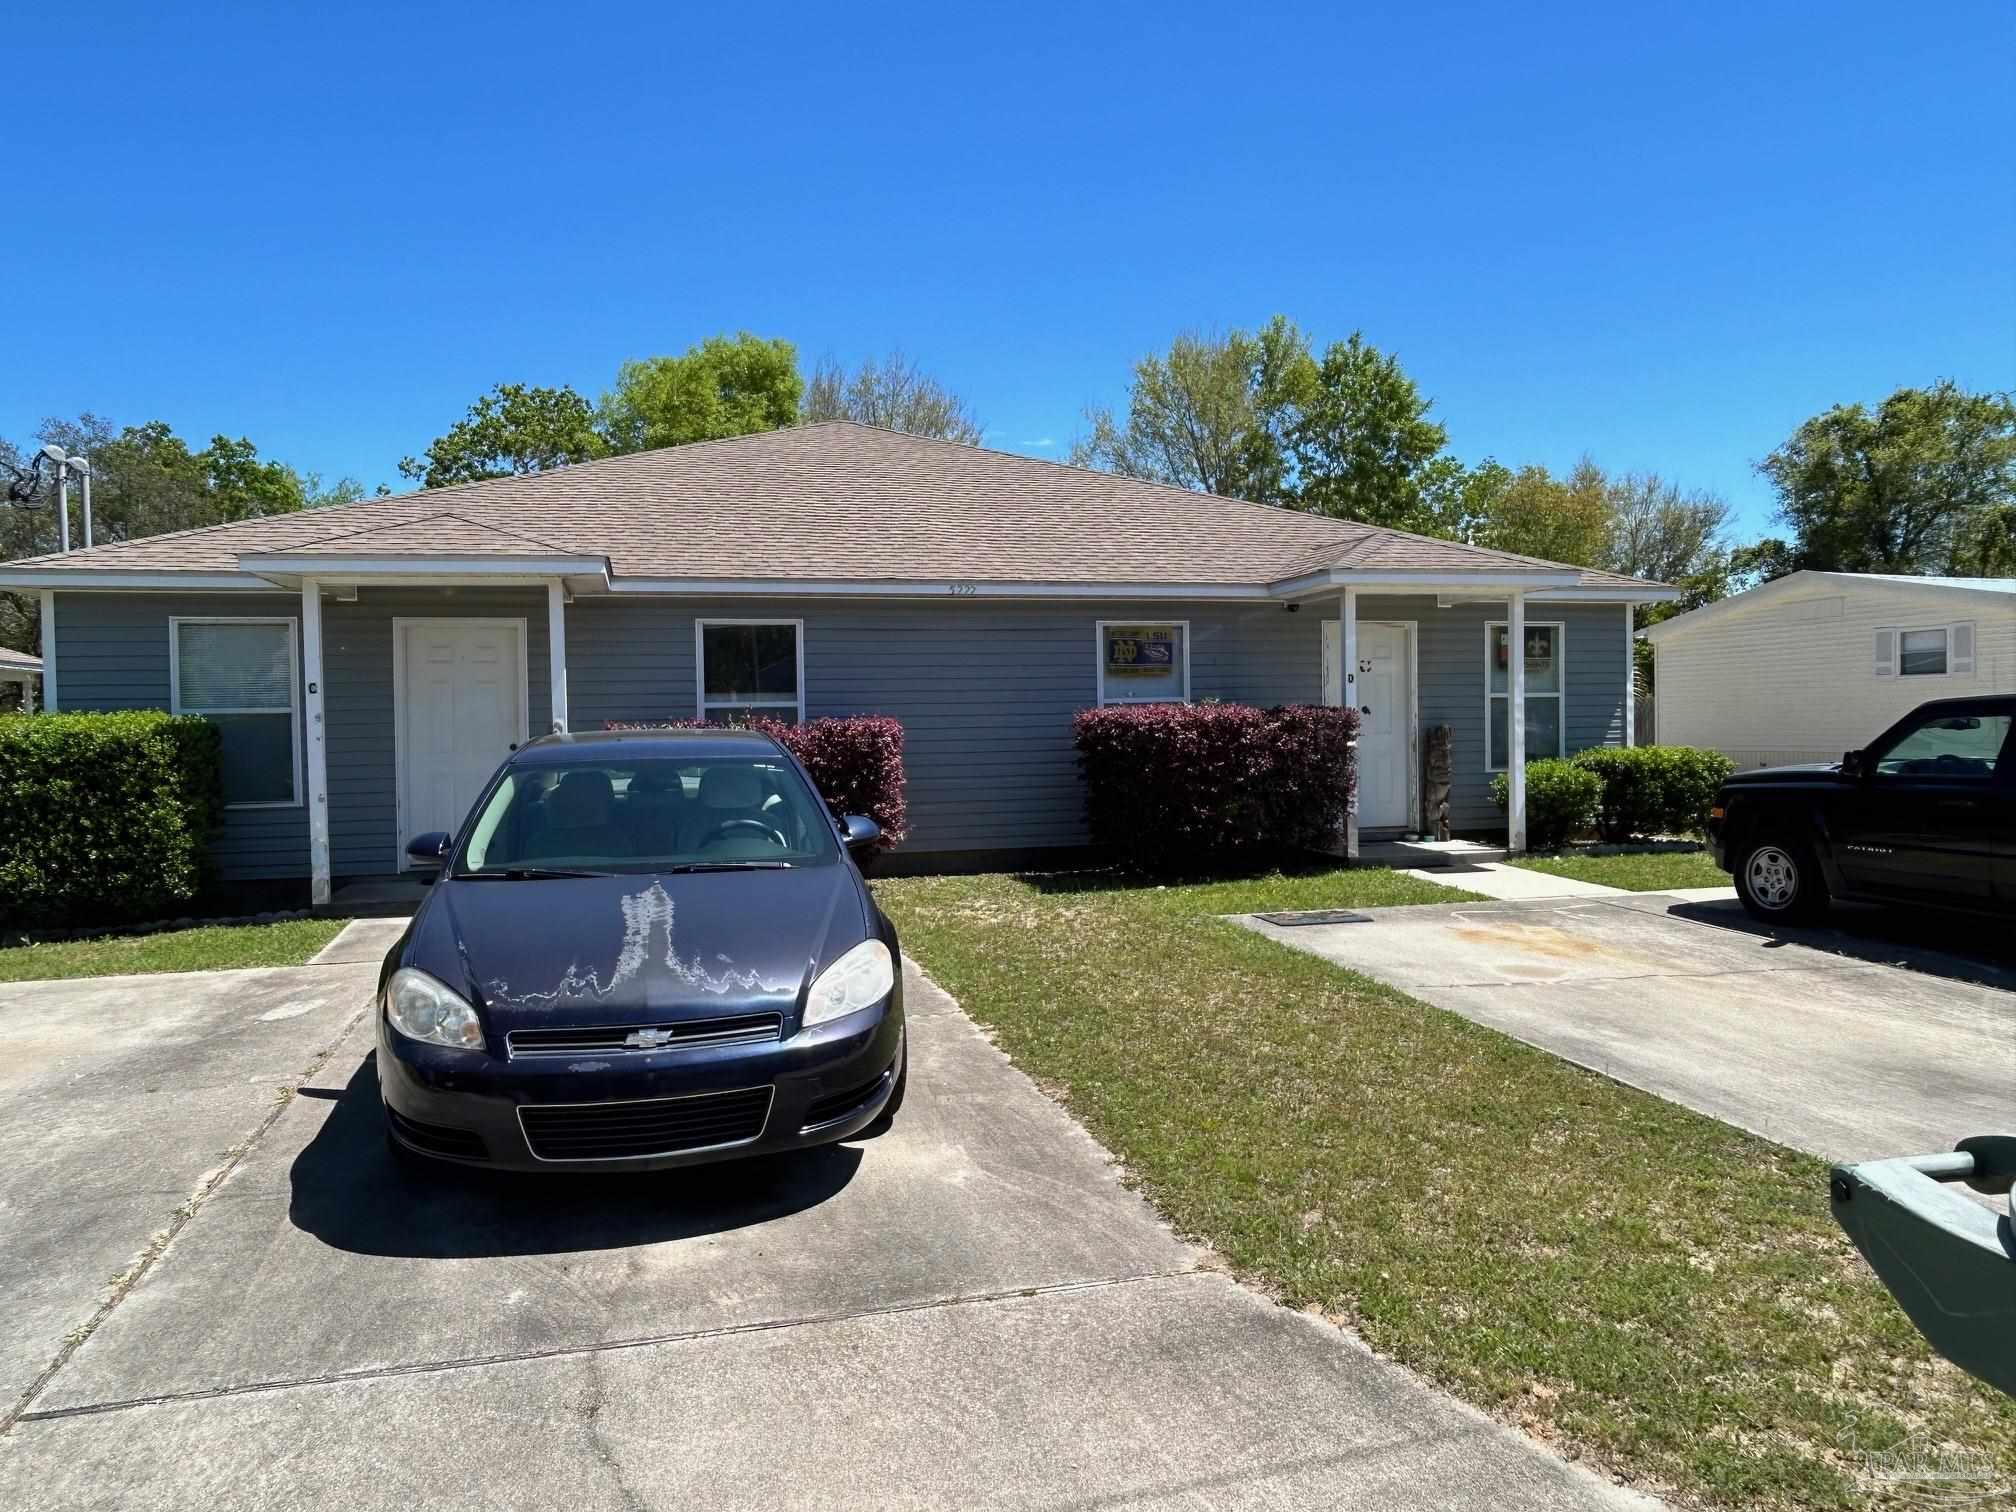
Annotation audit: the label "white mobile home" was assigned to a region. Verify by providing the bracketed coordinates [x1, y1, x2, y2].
[1643, 572, 2016, 770]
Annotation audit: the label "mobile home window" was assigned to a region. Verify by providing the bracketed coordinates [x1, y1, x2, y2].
[1899, 628, 1949, 676]
[1096, 621, 1190, 706]
[169, 617, 301, 807]
[696, 620, 804, 721]
[1486, 621, 1564, 770]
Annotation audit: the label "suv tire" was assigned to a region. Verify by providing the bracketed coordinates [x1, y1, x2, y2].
[1734, 836, 1828, 924]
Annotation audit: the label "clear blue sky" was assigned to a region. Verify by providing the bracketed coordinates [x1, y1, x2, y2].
[4, 2, 2010, 537]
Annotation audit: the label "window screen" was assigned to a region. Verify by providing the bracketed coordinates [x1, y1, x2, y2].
[172, 620, 298, 805]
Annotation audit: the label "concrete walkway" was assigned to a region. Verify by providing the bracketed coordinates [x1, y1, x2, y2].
[1406, 860, 1736, 904]
[0, 954, 1660, 1510]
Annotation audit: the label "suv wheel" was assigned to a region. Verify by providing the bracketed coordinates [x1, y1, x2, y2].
[1735, 838, 1826, 924]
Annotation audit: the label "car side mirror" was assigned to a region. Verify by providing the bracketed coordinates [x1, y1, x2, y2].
[404, 831, 451, 874]
[1840, 750, 1866, 779]
[840, 815, 881, 852]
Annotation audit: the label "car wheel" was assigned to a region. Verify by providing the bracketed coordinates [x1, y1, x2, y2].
[864, 1046, 907, 1136]
[1735, 837, 1827, 924]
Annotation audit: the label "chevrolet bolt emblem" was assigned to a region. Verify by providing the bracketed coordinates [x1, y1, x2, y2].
[623, 1028, 678, 1049]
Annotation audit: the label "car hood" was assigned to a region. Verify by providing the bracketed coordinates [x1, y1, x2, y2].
[407, 865, 870, 1035]
[1726, 762, 1846, 785]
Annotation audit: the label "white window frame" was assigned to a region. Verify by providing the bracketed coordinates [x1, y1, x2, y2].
[694, 618, 806, 721]
[168, 615, 303, 809]
[1885, 622, 1972, 679]
[1095, 619, 1192, 707]
[1484, 619, 1566, 772]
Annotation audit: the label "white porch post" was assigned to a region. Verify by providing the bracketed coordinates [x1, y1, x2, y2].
[1342, 585, 1359, 860]
[1623, 601, 1636, 747]
[301, 578, 331, 906]
[1508, 589, 1527, 854]
[547, 581, 569, 734]
[38, 590, 56, 711]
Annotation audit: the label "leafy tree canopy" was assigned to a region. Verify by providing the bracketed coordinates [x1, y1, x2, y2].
[398, 383, 605, 489]
[1070, 317, 1310, 504]
[802, 352, 983, 443]
[1753, 380, 2016, 579]
[599, 333, 802, 454]
[1286, 332, 1449, 529]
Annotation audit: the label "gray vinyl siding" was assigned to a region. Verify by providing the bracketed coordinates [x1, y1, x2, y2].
[570, 598, 1323, 853]
[49, 591, 309, 879]
[49, 586, 1629, 877]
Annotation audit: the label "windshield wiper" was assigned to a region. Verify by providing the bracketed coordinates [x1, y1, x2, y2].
[455, 867, 616, 881]
[661, 861, 796, 873]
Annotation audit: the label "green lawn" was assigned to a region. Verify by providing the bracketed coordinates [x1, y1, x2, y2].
[1510, 848, 1730, 892]
[0, 918, 346, 982]
[875, 870, 2015, 1510]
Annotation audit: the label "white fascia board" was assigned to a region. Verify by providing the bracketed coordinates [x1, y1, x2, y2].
[0, 570, 273, 591]
[1525, 585, 1681, 603]
[605, 576, 1272, 600]
[1271, 568, 1587, 599]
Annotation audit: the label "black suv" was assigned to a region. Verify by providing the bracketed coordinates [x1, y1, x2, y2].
[1707, 696, 2013, 923]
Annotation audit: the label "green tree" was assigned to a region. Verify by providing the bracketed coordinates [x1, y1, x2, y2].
[1070, 317, 1311, 503]
[299, 472, 371, 508]
[599, 333, 802, 454]
[1287, 332, 1449, 529]
[1472, 459, 1613, 565]
[1756, 380, 2016, 575]
[2, 415, 313, 654]
[802, 352, 983, 443]
[399, 383, 605, 488]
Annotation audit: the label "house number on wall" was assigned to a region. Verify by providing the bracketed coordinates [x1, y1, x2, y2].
[947, 582, 977, 596]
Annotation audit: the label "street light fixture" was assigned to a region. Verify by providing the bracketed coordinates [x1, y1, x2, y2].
[27, 445, 92, 552]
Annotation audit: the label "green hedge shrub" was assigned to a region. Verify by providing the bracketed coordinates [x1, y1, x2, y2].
[1488, 759, 1602, 850]
[0, 712, 223, 927]
[1570, 745, 1736, 840]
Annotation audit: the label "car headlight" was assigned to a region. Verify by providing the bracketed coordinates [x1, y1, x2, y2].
[803, 940, 895, 1029]
[385, 967, 487, 1052]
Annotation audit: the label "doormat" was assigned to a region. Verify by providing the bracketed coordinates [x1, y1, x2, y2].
[1254, 910, 1373, 926]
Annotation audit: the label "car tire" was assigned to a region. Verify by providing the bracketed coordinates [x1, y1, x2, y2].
[864, 1045, 908, 1137]
[1734, 836, 1828, 924]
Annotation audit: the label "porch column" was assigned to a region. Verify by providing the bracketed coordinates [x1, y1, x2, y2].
[38, 590, 56, 711]
[1341, 585, 1359, 860]
[1507, 589, 1527, 854]
[1623, 601, 1636, 747]
[547, 581, 569, 733]
[301, 578, 331, 906]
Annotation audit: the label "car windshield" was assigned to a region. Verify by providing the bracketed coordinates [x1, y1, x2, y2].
[454, 757, 840, 875]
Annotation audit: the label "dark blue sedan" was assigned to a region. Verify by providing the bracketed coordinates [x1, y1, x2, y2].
[376, 729, 905, 1173]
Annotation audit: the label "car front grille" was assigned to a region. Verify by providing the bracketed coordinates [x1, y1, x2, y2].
[517, 1086, 773, 1162]
[505, 1013, 783, 1059]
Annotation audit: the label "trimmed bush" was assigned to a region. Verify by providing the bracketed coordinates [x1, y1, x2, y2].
[1571, 745, 1737, 840]
[0, 711, 223, 927]
[1489, 758, 1602, 850]
[1073, 702, 1358, 873]
[604, 715, 907, 846]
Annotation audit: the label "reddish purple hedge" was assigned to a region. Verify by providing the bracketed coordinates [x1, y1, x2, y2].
[1072, 702, 1358, 872]
[603, 715, 906, 846]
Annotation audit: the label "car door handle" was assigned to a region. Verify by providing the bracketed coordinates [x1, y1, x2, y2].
[1939, 797, 1979, 810]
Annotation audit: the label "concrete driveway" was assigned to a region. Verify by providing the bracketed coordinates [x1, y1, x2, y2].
[1241, 893, 2016, 1163]
[0, 929, 1654, 1511]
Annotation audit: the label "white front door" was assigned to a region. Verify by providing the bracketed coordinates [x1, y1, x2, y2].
[1323, 620, 1413, 830]
[397, 619, 525, 863]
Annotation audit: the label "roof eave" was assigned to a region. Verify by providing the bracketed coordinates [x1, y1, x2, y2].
[236, 552, 614, 593]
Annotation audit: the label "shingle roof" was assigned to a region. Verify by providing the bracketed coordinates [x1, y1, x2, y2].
[0, 647, 41, 672]
[2, 422, 1656, 591]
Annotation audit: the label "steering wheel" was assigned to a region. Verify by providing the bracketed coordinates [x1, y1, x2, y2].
[702, 818, 790, 851]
